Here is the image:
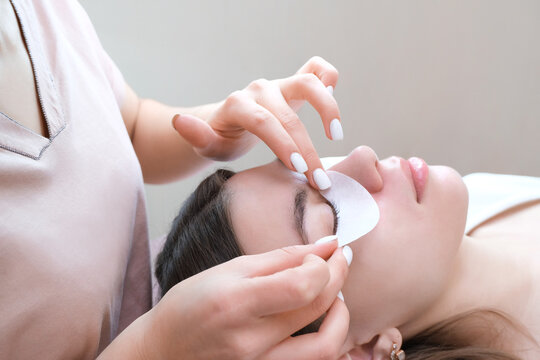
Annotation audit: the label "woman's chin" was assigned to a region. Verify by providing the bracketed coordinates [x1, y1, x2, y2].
[427, 164, 469, 229]
[429, 164, 468, 198]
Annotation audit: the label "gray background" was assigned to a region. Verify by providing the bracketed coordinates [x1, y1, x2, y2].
[80, 1, 540, 239]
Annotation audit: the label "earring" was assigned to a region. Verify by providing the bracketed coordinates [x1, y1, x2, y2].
[390, 343, 406, 360]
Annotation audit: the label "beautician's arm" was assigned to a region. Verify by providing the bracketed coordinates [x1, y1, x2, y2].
[97, 240, 350, 360]
[121, 56, 342, 189]
[121, 93, 216, 183]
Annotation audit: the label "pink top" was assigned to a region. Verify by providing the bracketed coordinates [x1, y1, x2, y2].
[0, 1, 151, 358]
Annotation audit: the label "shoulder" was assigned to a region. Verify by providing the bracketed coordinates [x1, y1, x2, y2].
[27, 0, 100, 46]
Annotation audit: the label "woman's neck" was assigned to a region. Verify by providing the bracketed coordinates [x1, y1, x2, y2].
[400, 234, 539, 354]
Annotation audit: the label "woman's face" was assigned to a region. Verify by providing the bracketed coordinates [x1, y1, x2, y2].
[227, 146, 468, 344]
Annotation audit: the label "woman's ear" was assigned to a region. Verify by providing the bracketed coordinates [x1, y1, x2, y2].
[344, 328, 403, 360]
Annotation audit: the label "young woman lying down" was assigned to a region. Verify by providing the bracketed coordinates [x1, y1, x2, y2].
[156, 146, 540, 360]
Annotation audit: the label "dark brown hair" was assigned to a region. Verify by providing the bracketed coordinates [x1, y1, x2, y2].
[155, 169, 241, 295]
[155, 169, 530, 359]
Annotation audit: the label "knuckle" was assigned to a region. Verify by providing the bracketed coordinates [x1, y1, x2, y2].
[208, 293, 233, 315]
[277, 246, 297, 258]
[308, 55, 324, 64]
[302, 148, 319, 165]
[224, 90, 246, 108]
[310, 56, 338, 73]
[274, 245, 306, 262]
[280, 111, 301, 131]
[208, 286, 241, 316]
[300, 72, 320, 85]
[250, 108, 270, 127]
[327, 67, 339, 80]
[289, 275, 317, 304]
[248, 78, 270, 92]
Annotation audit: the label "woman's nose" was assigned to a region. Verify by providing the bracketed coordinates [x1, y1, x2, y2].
[328, 146, 383, 193]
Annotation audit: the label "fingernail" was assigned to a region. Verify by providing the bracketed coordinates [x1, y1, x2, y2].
[329, 119, 343, 141]
[315, 235, 338, 245]
[290, 152, 308, 174]
[171, 114, 180, 128]
[327, 85, 334, 95]
[346, 353, 352, 360]
[313, 168, 331, 190]
[337, 291, 344, 302]
[342, 246, 353, 266]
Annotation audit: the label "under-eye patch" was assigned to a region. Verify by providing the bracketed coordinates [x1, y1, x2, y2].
[290, 166, 380, 246]
[320, 171, 379, 246]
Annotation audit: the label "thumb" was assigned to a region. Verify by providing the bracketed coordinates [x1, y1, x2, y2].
[171, 114, 217, 150]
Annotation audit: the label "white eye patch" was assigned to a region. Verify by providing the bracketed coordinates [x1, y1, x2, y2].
[320, 171, 380, 246]
[289, 166, 380, 246]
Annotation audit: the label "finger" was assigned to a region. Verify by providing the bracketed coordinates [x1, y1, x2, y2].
[296, 56, 339, 91]
[236, 237, 338, 277]
[261, 245, 350, 338]
[260, 299, 350, 360]
[172, 114, 219, 150]
[223, 94, 312, 176]
[252, 84, 328, 190]
[244, 253, 331, 317]
[279, 73, 343, 141]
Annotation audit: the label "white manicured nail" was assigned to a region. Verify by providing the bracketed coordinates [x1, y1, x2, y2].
[329, 119, 343, 141]
[345, 353, 352, 360]
[290, 152, 308, 173]
[313, 168, 331, 190]
[342, 246, 353, 266]
[315, 235, 338, 245]
[337, 291, 344, 301]
[327, 85, 334, 95]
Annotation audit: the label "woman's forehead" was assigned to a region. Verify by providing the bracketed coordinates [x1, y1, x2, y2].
[227, 161, 297, 213]
[229, 160, 297, 187]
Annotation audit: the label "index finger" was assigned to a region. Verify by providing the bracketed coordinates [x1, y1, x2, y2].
[236, 236, 338, 277]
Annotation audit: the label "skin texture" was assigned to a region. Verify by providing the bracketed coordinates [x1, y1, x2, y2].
[228, 146, 540, 359]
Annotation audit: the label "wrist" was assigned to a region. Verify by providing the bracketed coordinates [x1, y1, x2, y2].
[97, 311, 156, 360]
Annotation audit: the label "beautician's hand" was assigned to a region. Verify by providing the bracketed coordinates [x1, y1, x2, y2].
[140, 239, 349, 360]
[172, 56, 342, 190]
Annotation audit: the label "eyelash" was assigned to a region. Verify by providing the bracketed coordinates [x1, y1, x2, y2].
[326, 199, 339, 235]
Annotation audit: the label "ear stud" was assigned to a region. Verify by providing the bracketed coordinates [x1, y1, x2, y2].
[390, 343, 406, 360]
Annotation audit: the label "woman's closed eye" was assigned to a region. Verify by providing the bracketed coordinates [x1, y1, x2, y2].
[324, 198, 339, 236]
[294, 187, 339, 244]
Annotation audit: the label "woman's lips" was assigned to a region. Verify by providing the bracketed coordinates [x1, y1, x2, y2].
[408, 157, 429, 202]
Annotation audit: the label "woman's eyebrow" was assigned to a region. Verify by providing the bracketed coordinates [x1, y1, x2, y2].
[294, 188, 308, 244]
